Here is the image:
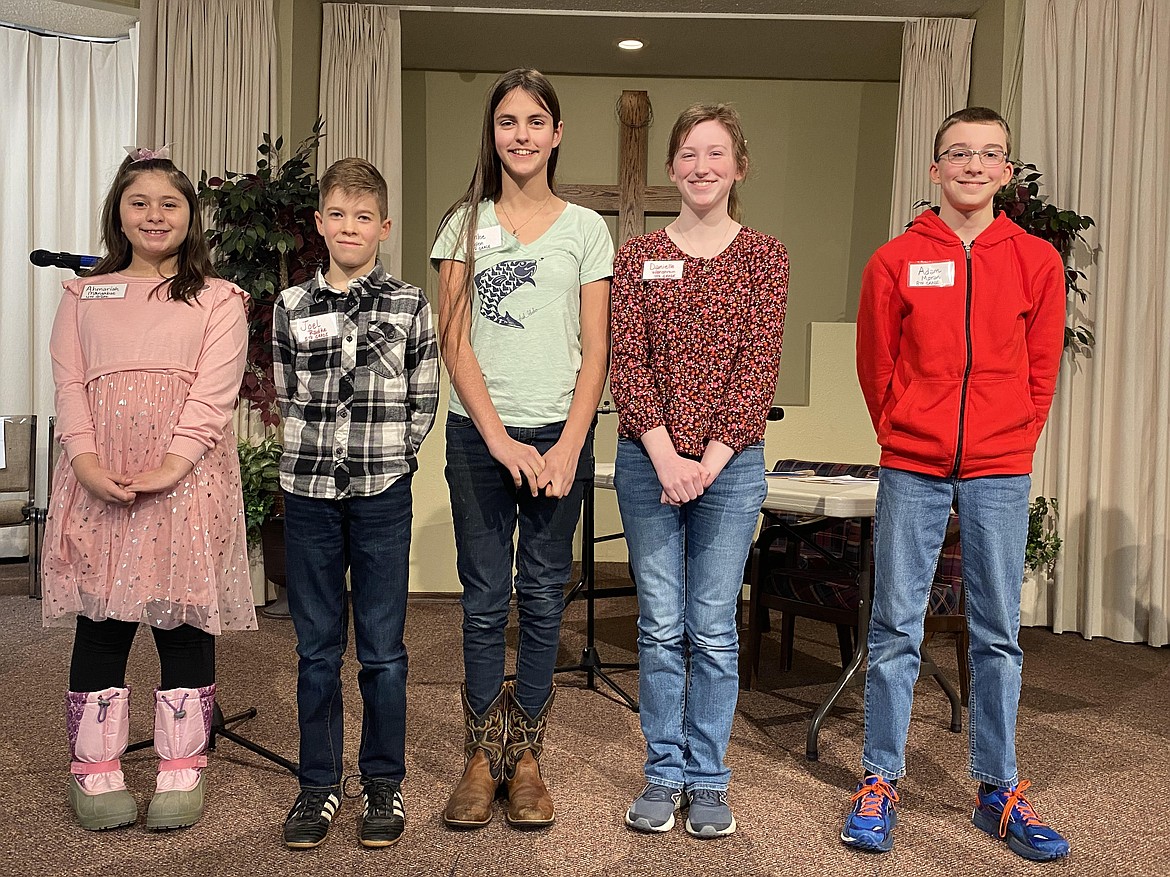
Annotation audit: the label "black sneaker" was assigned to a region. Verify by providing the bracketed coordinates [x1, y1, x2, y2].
[357, 777, 405, 848]
[283, 788, 341, 849]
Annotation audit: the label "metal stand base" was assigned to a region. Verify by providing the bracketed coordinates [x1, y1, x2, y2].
[127, 700, 298, 777]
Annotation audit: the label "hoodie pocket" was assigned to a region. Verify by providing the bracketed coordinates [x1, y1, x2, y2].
[963, 379, 1037, 461]
[879, 379, 962, 466]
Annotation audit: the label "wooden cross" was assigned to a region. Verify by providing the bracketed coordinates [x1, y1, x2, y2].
[559, 90, 680, 246]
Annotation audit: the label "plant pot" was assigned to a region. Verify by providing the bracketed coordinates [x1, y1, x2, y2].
[261, 514, 286, 586]
[259, 514, 290, 619]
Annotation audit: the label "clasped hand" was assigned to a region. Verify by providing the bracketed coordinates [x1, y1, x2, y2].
[489, 436, 579, 499]
[72, 453, 194, 505]
[655, 455, 714, 506]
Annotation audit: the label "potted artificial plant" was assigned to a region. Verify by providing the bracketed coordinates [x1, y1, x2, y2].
[200, 120, 327, 614]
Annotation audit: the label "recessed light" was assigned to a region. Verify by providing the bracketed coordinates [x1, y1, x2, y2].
[617, 39, 644, 51]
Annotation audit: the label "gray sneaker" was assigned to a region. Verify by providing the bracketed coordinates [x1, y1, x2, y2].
[684, 788, 736, 838]
[625, 783, 683, 832]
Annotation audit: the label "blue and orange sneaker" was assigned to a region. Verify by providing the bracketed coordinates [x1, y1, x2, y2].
[972, 780, 1070, 862]
[840, 775, 899, 852]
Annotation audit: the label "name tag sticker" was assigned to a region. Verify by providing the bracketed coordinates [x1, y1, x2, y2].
[80, 283, 127, 300]
[907, 261, 955, 288]
[642, 260, 685, 280]
[292, 313, 340, 344]
[475, 226, 503, 252]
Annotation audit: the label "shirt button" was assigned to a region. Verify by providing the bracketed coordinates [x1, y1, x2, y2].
[340, 410, 348, 418]
[345, 335, 353, 342]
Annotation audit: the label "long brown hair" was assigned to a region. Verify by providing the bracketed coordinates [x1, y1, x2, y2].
[433, 69, 562, 365]
[88, 155, 217, 303]
[666, 103, 751, 223]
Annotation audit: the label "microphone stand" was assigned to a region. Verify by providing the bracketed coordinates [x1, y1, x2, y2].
[553, 404, 640, 712]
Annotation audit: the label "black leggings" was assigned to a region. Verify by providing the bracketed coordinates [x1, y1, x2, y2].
[70, 616, 215, 692]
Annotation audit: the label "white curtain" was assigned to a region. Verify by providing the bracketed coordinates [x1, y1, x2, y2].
[1020, 0, 1170, 646]
[318, 3, 403, 274]
[0, 25, 137, 556]
[888, 17, 977, 239]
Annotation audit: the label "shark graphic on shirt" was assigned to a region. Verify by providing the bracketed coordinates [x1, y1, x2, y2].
[475, 259, 537, 328]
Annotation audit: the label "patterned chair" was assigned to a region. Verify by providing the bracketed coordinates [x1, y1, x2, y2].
[741, 458, 969, 706]
[0, 415, 38, 597]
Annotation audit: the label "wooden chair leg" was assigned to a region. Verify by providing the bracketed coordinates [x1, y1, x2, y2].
[835, 624, 854, 668]
[740, 556, 764, 689]
[779, 611, 796, 672]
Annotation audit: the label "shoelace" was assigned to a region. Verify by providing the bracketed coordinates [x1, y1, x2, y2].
[640, 785, 679, 804]
[994, 780, 1048, 837]
[850, 777, 899, 819]
[363, 781, 400, 817]
[689, 788, 728, 808]
[292, 790, 337, 819]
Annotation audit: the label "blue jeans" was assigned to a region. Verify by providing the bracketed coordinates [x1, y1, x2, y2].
[862, 467, 1030, 786]
[445, 413, 591, 716]
[614, 438, 766, 792]
[283, 476, 413, 789]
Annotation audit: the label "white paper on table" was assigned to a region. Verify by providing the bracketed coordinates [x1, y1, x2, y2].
[789, 474, 876, 484]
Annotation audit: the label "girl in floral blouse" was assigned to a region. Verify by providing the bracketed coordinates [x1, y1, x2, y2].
[610, 103, 787, 839]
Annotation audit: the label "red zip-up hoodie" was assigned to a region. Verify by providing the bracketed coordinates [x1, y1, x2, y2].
[856, 209, 1066, 479]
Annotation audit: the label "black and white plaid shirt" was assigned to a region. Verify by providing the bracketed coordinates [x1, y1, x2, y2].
[273, 263, 439, 499]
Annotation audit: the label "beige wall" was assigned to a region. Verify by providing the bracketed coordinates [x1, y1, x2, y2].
[407, 71, 898, 405]
[403, 72, 895, 586]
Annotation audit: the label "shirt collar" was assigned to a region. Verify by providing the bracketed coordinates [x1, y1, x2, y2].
[313, 261, 387, 298]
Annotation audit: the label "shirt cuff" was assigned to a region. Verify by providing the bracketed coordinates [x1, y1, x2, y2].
[167, 436, 210, 466]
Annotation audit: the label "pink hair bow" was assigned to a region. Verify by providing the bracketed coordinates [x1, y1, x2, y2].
[124, 143, 173, 162]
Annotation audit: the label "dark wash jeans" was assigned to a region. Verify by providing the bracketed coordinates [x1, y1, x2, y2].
[282, 475, 413, 789]
[444, 413, 592, 716]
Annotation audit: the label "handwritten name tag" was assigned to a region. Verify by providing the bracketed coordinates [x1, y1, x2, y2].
[292, 313, 340, 344]
[907, 261, 955, 288]
[475, 226, 503, 252]
[81, 283, 127, 300]
[642, 260, 685, 280]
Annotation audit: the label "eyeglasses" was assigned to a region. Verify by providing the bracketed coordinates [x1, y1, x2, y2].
[936, 147, 1008, 167]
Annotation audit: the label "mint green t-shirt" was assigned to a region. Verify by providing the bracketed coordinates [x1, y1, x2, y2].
[431, 200, 614, 427]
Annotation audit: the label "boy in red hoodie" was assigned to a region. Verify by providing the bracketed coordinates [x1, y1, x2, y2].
[843, 108, 1069, 862]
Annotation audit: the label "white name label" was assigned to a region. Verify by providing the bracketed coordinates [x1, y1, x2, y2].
[907, 261, 955, 288]
[642, 260, 685, 280]
[475, 226, 503, 252]
[81, 283, 127, 300]
[292, 313, 340, 344]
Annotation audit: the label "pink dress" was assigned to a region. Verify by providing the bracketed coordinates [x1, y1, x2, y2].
[41, 274, 258, 635]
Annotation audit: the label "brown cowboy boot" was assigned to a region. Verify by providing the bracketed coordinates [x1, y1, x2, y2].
[443, 685, 506, 829]
[503, 682, 555, 828]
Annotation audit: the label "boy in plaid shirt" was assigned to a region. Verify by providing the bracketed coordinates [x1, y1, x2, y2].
[273, 158, 438, 850]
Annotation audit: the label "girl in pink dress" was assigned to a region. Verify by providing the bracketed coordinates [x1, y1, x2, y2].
[41, 149, 257, 833]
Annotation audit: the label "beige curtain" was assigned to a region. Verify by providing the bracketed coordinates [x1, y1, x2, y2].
[1020, 0, 1170, 646]
[888, 17, 977, 239]
[319, 4, 402, 274]
[137, 0, 279, 443]
[136, 0, 278, 179]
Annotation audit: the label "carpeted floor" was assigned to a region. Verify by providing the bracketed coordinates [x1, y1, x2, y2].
[1, 559, 1168, 876]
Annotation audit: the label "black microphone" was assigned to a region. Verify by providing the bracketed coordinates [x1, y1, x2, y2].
[30, 250, 99, 272]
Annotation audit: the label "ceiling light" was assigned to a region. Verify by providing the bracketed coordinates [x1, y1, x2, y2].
[617, 39, 644, 51]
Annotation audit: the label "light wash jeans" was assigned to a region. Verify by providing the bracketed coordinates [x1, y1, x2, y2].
[862, 466, 1030, 786]
[614, 438, 766, 792]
